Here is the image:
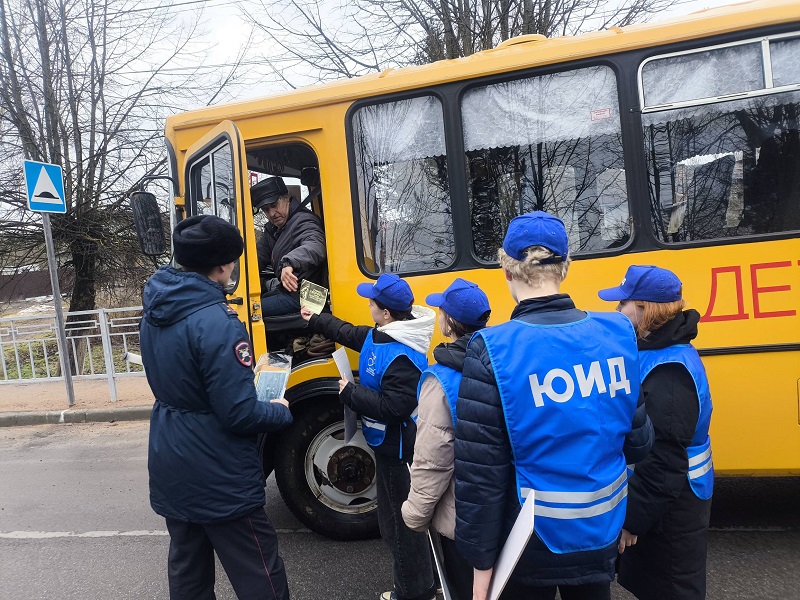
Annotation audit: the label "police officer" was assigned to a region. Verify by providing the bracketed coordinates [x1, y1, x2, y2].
[141, 215, 293, 600]
[252, 176, 327, 316]
[454, 211, 654, 600]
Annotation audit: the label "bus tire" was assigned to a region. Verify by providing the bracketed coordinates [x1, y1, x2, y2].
[273, 397, 379, 541]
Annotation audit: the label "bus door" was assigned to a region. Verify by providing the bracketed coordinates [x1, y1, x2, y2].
[183, 120, 264, 344]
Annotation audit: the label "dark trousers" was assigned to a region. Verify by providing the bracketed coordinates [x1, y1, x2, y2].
[438, 534, 473, 600]
[376, 456, 436, 600]
[500, 581, 610, 600]
[261, 290, 301, 316]
[165, 507, 289, 600]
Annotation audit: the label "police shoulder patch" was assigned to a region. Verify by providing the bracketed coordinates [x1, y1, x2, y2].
[234, 340, 253, 367]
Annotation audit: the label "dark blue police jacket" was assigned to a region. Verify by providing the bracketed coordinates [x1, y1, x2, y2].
[141, 266, 293, 523]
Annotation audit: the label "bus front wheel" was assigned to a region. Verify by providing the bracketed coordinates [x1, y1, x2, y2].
[273, 397, 379, 540]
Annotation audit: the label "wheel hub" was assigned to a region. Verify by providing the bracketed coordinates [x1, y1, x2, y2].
[326, 445, 375, 494]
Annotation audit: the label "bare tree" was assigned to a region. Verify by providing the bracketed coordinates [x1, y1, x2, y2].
[0, 0, 253, 314]
[241, 0, 674, 84]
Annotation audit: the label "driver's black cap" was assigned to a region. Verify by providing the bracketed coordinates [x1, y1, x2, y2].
[251, 176, 288, 210]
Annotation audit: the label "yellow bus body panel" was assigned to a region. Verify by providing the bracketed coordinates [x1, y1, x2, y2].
[164, 0, 800, 476]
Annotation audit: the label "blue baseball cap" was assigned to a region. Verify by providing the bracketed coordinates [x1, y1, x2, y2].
[356, 273, 414, 311]
[502, 211, 569, 262]
[598, 265, 682, 303]
[426, 278, 491, 327]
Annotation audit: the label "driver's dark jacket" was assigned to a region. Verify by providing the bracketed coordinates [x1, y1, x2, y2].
[257, 197, 327, 293]
[141, 266, 293, 523]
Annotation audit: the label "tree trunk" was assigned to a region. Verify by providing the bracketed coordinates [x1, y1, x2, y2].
[65, 232, 98, 376]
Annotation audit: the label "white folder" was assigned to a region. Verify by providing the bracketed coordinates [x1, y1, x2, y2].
[487, 488, 536, 600]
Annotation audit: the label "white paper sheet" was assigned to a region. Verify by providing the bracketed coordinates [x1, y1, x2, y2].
[488, 488, 536, 600]
[332, 347, 358, 443]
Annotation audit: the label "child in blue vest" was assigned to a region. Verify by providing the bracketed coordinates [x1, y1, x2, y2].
[402, 278, 491, 600]
[300, 273, 436, 600]
[599, 265, 713, 600]
[454, 211, 654, 600]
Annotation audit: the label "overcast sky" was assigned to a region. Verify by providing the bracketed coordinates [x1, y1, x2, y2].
[188, 0, 742, 102]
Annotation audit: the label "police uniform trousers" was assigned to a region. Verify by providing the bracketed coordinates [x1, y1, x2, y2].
[165, 506, 289, 600]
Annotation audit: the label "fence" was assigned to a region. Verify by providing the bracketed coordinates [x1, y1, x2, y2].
[0, 306, 145, 402]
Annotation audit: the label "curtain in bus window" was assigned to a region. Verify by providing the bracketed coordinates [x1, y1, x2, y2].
[641, 44, 763, 108]
[643, 90, 800, 242]
[352, 96, 454, 274]
[461, 65, 628, 260]
[771, 37, 800, 88]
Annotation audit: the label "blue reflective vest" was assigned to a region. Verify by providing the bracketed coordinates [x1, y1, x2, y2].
[476, 312, 640, 554]
[418, 363, 461, 428]
[358, 330, 428, 449]
[639, 345, 714, 501]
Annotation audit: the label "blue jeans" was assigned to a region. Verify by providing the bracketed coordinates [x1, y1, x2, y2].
[376, 455, 436, 600]
[261, 290, 301, 316]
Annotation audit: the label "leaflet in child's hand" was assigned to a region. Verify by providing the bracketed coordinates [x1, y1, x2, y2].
[299, 280, 328, 315]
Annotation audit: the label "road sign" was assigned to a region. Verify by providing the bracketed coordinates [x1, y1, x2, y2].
[23, 160, 66, 214]
[21, 158, 75, 406]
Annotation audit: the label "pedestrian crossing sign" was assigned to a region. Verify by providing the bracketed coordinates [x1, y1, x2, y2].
[24, 160, 66, 214]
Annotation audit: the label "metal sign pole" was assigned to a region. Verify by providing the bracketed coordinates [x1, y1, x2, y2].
[42, 213, 75, 407]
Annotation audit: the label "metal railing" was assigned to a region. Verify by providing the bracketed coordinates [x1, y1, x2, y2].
[0, 306, 145, 402]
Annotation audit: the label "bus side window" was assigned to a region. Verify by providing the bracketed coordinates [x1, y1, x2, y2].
[352, 96, 455, 274]
[641, 37, 800, 243]
[461, 65, 629, 261]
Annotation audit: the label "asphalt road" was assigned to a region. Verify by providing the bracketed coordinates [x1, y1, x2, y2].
[0, 422, 798, 600]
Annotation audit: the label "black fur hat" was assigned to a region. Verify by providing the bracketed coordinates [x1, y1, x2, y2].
[172, 215, 243, 268]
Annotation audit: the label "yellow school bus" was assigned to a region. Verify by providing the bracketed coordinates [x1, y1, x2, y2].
[132, 0, 800, 539]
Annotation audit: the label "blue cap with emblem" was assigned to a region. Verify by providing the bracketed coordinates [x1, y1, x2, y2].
[356, 273, 414, 311]
[426, 278, 490, 327]
[598, 265, 682, 303]
[502, 211, 569, 262]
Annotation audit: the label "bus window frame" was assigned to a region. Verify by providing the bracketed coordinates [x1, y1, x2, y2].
[187, 138, 236, 222]
[638, 30, 800, 113]
[455, 59, 637, 265]
[184, 130, 245, 297]
[635, 28, 800, 251]
[346, 58, 642, 280]
[346, 88, 462, 279]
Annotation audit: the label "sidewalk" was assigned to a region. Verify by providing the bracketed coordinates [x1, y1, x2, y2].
[0, 377, 154, 427]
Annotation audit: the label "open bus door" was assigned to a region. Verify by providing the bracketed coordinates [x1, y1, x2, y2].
[131, 120, 380, 541]
[182, 120, 265, 344]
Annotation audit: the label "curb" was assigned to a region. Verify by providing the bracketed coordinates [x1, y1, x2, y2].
[0, 406, 152, 427]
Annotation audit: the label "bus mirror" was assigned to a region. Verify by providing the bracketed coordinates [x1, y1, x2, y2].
[130, 191, 167, 256]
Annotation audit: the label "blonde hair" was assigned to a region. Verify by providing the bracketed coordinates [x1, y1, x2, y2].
[635, 298, 686, 339]
[498, 246, 570, 288]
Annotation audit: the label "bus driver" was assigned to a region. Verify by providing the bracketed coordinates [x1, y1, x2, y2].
[252, 176, 328, 316]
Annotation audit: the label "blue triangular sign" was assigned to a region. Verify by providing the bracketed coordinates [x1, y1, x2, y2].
[24, 160, 66, 214]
